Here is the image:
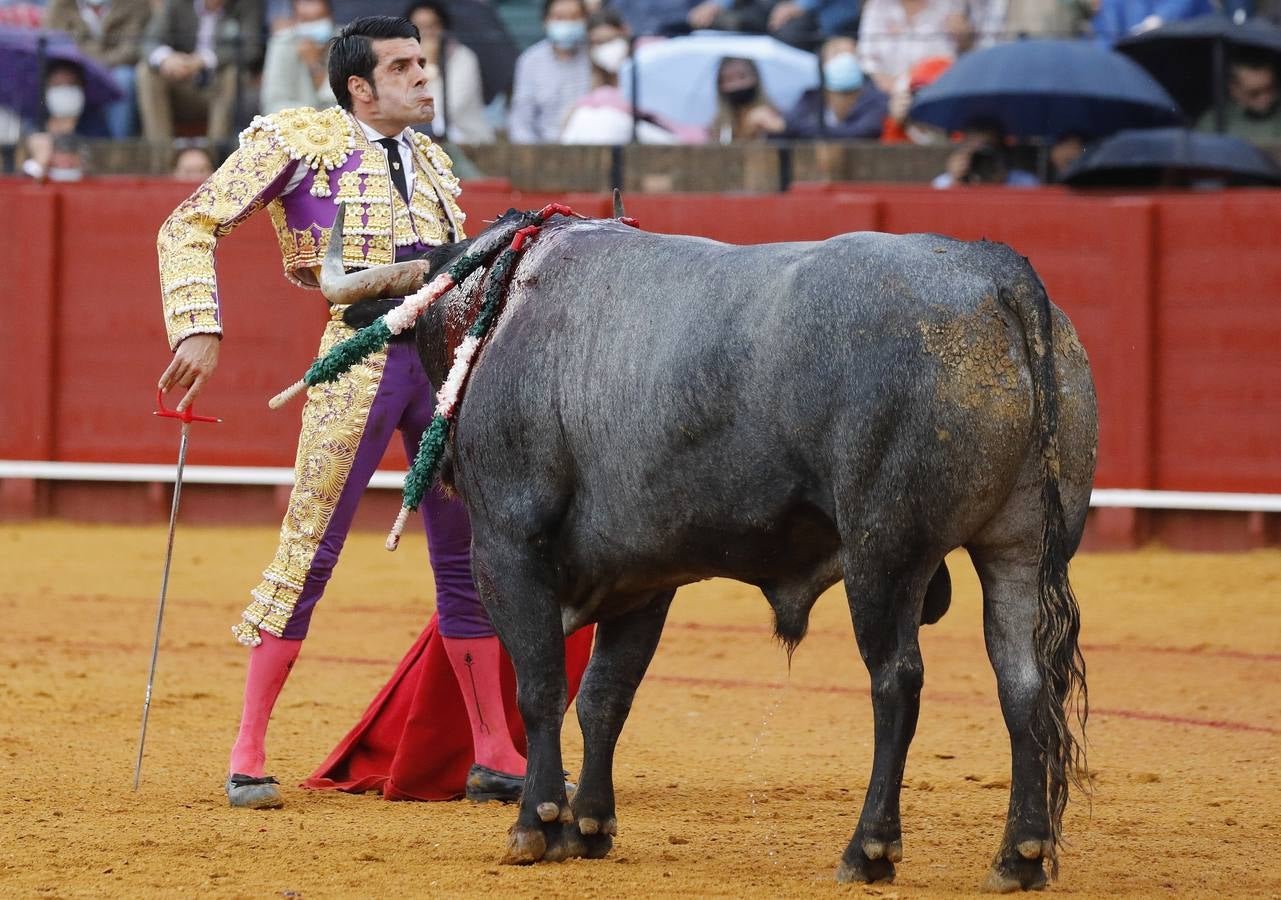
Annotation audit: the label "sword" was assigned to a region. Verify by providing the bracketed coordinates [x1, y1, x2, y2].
[133, 389, 221, 791]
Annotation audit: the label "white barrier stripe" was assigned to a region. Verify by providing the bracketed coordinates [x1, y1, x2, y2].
[0, 460, 405, 490]
[1088, 489, 1281, 513]
[1, 460, 1279, 512]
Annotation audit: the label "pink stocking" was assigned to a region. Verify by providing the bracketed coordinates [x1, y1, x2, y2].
[228, 633, 302, 777]
[442, 635, 526, 776]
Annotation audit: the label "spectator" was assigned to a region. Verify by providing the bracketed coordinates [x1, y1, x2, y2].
[261, 0, 336, 113]
[1048, 131, 1087, 181]
[1196, 55, 1281, 142]
[609, 0, 771, 37]
[172, 143, 215, 178]
[769, 0, 861, 50]
[1091, 0, 1213, 46]
[406, 0, 495, 142]
[960, 0, 1094, 43]
[22, 132, 86, 181]
[560, 7, 704, 143]
[858, 0, 965, 93]
[507, 0, 593, 143]
[881, 53, 949, 143]
[35, 60, 112, 137]
[773, 34, 888, 138]
[932, 118, 1038, 187]
[708, 55, 786, 142]
[0, 0, 43, 27]
[45, 0, 150, 137]
[135, 0, 265, 144]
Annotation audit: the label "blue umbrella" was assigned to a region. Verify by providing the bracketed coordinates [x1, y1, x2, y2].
[910, 39, 1182, 139]
[0, 27, 122, 122]
[1061, 127, 1281, 186]
[618, 32, 819, 129]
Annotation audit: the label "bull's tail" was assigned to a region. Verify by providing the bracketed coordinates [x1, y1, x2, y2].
[999, 268, 1089, 878]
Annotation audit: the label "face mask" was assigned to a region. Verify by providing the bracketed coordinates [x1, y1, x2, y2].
[589, 37, 629, 75]
[546, 19, 586, 49]
[294, 18, 333, 42]
[823, 53, 864, 93]
[45, 84, 85, 120]
[723, 85, 757, 107]
[48, 166, 84, 182]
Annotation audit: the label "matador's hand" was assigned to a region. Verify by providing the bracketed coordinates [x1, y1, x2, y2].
[159, 333, 221, 412]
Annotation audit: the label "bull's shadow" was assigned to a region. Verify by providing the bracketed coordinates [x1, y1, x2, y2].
[329, 201, 1096, 892]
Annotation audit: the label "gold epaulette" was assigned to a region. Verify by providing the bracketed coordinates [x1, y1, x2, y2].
[409, 131, 463, 200]
[240, 106, 357, 198]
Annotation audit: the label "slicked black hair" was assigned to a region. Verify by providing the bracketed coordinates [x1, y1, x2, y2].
[329, 15, 421, 111]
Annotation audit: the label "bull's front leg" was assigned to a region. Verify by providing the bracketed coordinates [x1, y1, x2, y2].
[571, 590, 675, 858]
[472, 553, 578, 864]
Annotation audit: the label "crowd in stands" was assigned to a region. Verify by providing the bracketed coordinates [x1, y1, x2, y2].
[5, 0, 1281, 184]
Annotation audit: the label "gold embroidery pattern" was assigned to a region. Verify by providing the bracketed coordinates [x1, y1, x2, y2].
[232, 320, 388, 646]
[157, 128, 295, 349]
[245, 106, 356, 198]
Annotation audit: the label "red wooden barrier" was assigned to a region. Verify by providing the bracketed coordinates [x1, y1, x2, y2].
[2, 177, 1278, 547]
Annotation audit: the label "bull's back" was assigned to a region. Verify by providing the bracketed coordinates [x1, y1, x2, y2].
[457, 222, 1080, 579]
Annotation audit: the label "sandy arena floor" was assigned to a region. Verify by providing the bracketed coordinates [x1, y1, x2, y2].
[0, 521, 1278, 898]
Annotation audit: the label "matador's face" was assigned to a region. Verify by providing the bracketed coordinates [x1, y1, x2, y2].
[365, 37, 436, 130]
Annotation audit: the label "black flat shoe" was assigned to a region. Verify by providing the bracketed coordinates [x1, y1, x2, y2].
[464, 765, 576, 804]
[465, 764, 523, 803]
[225, 773, 284, 809]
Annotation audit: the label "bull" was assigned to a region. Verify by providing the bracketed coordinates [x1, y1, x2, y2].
[323, 201, 1096, 891]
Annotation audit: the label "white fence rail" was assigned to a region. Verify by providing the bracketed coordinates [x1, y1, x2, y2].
[3, 460, 1280, 513]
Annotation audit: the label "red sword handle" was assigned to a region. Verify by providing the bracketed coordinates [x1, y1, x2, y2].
[154, 388, 222, 424]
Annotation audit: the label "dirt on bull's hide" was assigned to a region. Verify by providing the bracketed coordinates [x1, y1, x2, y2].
[919, 294, 1025, 419]
[2, 522, 1279, 897]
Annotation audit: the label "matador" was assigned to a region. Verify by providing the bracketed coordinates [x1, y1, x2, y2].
[156, 16, 533, 808]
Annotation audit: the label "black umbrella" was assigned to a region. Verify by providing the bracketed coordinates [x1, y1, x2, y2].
[1061, 126, 1281, 187]
[910, 39, 1181, 140]
[1116, 14, 1281, 130]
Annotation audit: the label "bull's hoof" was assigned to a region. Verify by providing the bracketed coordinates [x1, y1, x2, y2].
[835, 831, 900, 884]
[503, 823, 547, 864]
[981, 840, 1052, 893]
[502, 811, 596, 865]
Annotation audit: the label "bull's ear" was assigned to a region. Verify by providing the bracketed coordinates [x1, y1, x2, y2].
[613, 188, 626, 219]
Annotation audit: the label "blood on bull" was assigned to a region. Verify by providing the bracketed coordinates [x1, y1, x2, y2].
[322, 201, 1097, 891]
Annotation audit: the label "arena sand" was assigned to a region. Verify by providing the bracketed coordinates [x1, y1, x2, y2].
[1, 522, 1278, 898]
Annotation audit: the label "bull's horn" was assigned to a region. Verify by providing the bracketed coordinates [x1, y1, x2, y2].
[319, 204, 430, 305]
[612, 188, 625, 219]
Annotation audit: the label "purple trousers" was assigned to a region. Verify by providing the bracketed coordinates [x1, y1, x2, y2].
[281, 339, 494, 641]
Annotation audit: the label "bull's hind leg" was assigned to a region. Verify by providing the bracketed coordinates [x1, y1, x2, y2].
[570, 590, 675, 857]
[970, 548, 1053, 893]
[471, 552, 578, 865]
[835, 552, 935, 885]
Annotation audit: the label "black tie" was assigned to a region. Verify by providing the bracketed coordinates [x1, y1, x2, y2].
[376, 136, 409, 203]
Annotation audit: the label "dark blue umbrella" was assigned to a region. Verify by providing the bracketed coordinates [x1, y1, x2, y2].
[0, 27, 122, 122]
[1061, 127, 1281, 187]
[1116, 14, 1281, 128]
[910, 39, 1182, 139]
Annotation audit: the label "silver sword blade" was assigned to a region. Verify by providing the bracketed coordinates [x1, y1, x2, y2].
[133, 421, 191, 791]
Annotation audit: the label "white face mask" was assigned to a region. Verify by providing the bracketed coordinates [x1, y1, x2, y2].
[46, 84, 85, 120]
[48, 166, 84, 182]
[293, 18, 333, 42]
[589, 37, 629, 75]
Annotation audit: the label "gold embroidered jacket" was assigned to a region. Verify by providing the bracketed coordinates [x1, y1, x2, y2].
[157, 105, 467, 349]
